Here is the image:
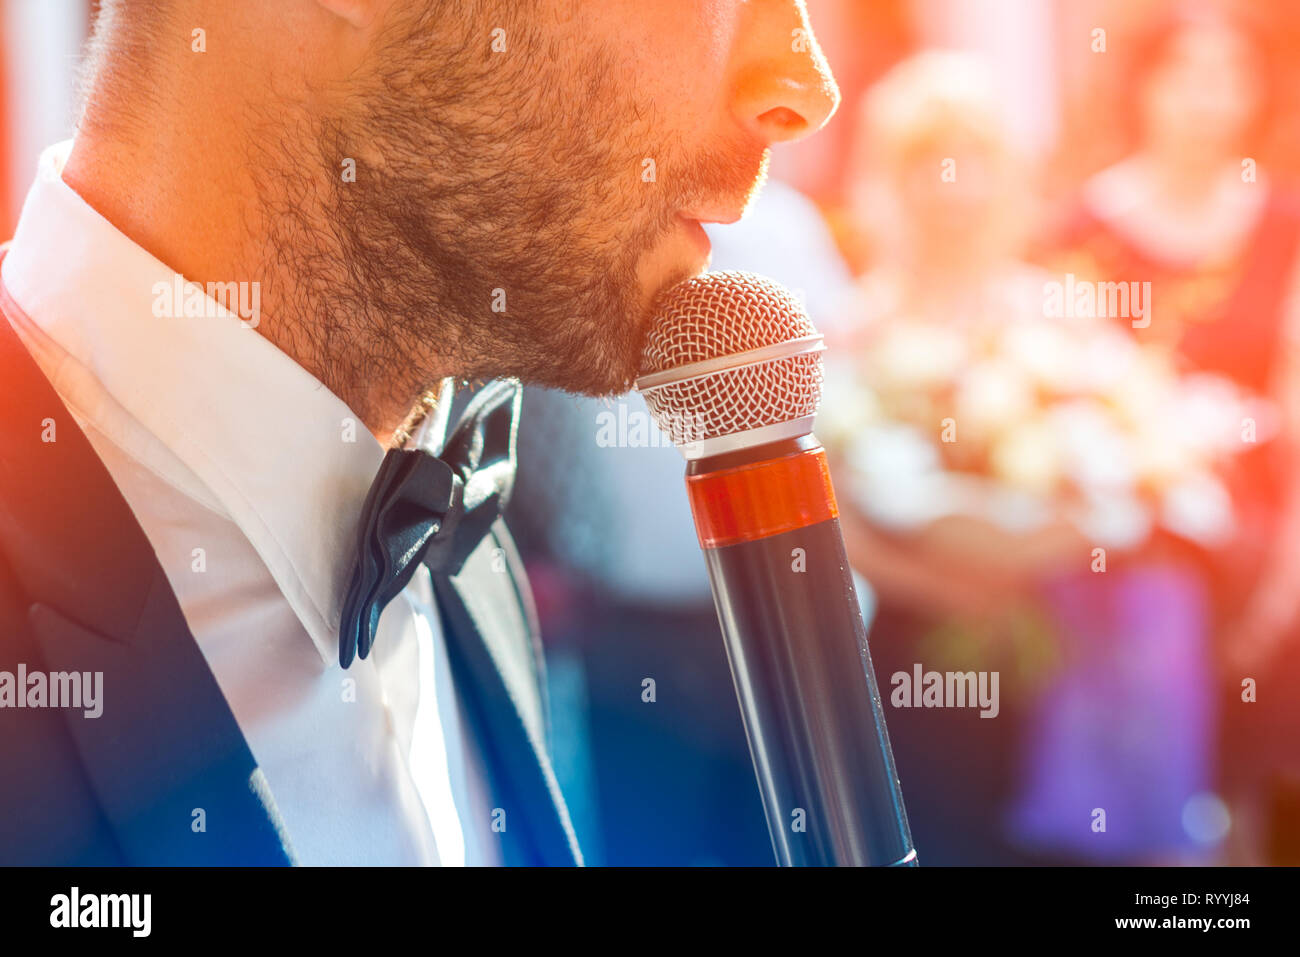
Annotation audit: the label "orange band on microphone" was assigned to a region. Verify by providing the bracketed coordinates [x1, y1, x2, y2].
[686, 446, 839, 549]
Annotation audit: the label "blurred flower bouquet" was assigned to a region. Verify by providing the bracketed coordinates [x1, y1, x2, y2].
[821, 276, 1279, 553]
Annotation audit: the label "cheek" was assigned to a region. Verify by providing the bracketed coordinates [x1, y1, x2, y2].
[592, 0, 737, 138]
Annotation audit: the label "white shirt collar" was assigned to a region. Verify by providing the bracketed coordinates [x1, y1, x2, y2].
[2, 140, 391, 664]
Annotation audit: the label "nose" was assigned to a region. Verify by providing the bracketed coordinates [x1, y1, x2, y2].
[730, 0, 841, 144]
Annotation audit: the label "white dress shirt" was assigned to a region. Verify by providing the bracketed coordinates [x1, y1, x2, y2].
[1, 140, 499, 866]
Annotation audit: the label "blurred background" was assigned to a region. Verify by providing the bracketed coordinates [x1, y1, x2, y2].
[8, 0, 1300, 865]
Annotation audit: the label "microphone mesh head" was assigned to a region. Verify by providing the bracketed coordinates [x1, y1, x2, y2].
[639, 271, 823, 446]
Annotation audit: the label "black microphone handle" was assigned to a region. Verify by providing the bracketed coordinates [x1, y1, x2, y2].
[701, 515, 916, 866]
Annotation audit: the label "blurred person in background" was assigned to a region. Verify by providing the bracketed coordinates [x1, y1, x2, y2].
[1042, 5, 1300, 864]
[822, 47, 1245, 864]
[822, 49, 1072, 865]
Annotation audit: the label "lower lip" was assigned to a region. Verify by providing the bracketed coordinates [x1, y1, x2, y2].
[680, 217, 712, 257]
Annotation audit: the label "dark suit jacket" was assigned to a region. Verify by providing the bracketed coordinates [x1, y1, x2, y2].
[0, 261, 581, 865]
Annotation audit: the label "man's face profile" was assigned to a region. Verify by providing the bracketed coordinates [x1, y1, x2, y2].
[71, 0, 839, 433]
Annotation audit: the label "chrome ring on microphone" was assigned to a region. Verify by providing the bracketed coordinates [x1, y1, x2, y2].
[633, 333, 826, 394]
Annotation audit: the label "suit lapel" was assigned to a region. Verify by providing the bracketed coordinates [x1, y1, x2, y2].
[432, 520, 583, 865]
[0, 268, 295, 865]
[26, 598, 297, 865]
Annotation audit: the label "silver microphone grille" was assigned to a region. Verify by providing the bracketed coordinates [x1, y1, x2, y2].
[636, 271, 825, 448]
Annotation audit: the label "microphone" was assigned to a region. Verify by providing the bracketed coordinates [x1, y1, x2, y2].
[635, 271, 916, 867]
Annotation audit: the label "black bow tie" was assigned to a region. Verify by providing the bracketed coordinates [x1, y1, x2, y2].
[338, 379, 522, 668]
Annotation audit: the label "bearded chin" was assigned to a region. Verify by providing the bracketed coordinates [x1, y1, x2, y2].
[461, 218, 665, 397]
[470, 275, 650, 398]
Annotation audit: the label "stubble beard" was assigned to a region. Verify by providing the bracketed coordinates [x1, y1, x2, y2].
[249, 13, 766, 434]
